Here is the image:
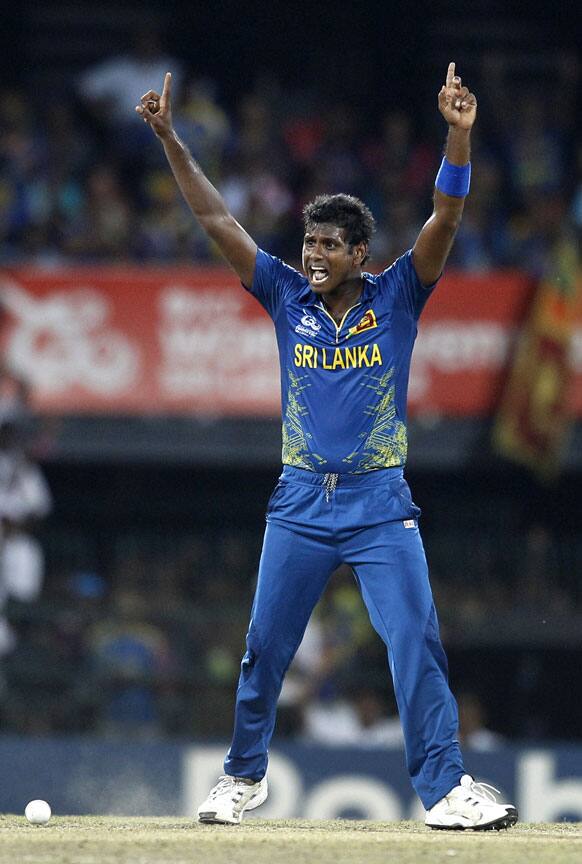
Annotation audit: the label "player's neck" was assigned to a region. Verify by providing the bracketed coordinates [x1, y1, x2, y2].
[321, 276, 363, 323]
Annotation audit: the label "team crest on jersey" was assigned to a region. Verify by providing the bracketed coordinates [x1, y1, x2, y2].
[295, 309, 322, 339]
[347, 309, 377, 338]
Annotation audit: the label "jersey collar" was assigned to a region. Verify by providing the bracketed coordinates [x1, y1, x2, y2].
[299, 272, 378, 307]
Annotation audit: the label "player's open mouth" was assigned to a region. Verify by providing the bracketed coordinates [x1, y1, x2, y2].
[310, 267, 329, 284]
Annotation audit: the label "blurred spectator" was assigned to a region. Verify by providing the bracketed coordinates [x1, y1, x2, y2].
[136, 170, 202, 261]
[303, 685, 403, 748]
[76, 26, 183, 134]
[458, 692, 505, 752]
[504, 193, 569, 279]
[311, 103, 364, 197]
[506, 94, 568, 202]
[86, 589, 176, 738]
[0, 89, 48, 263]
[0, 380, 52, 656]
[76, 25, 185, 191]
[173, 76, 231, 179]
[362, 110, 436, 212]
[281, 566, 375, 707]
[28, 102, 96, 265]
[63, 164, 134, 260]
[481, 53, 578, 276]
[449, 135, 508, 270]
[278, 566, 394, 739]
[514, 523, 570, 614]
[572, 144, 582, 229]
[221, 155, 294, 255]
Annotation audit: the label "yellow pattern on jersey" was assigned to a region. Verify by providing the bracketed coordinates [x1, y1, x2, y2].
[281, 370, 328, 470]
[343, 367, 408, 471]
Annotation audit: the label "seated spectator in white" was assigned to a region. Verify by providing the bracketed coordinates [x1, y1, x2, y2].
[76, 26, 183, 166]
[458, 691, 505, 751]
[77, 27, 183, 125]
[0, 400, 52, 654]
[303, 686, 404, 748]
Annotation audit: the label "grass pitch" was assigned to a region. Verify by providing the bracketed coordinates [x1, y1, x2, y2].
[1, 816, 581, 864]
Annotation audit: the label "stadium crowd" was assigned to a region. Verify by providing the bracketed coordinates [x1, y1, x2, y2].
[0, 45, 579, 273]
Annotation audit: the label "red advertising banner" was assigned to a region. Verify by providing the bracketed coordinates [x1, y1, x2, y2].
[1, 265, 581, 417]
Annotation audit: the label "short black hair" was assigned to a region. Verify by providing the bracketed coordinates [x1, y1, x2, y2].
[303, 193, 376, 249]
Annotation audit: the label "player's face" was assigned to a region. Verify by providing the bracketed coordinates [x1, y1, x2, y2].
[302, 224, 363, 294]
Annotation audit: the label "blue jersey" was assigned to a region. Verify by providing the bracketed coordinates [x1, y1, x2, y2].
[246, 248, 438, 474]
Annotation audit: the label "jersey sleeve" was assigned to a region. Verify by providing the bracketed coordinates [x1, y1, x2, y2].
[379, 250, 440, 320]
[243, 248, 303, 321]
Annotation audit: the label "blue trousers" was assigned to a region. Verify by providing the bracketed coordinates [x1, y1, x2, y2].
[224, 465, 465, 809]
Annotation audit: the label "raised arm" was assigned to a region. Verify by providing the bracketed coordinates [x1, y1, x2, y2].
[136, 73, 257, 286]
[412, 62, 477, 286]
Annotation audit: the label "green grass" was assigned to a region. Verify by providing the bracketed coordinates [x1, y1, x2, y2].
[1, 816, 582, 864]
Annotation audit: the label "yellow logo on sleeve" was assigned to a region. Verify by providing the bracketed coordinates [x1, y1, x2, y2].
[347, 309, 377, 338]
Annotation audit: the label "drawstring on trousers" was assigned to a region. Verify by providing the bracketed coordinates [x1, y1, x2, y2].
[323, 472, 339, 502]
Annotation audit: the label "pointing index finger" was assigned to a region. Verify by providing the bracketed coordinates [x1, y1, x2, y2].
[446, 62, 455, 87]
[160, 72, 172, 108]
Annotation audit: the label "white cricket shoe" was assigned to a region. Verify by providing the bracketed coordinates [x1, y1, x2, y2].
[197, 774, 268, 824]
[425, 774, 518, 831]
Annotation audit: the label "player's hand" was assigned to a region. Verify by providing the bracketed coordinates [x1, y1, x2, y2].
[438, 63, 477, 130]
[136, 72, 173, 140]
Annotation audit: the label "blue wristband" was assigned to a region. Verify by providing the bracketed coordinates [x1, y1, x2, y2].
[435, 156, 471, 198]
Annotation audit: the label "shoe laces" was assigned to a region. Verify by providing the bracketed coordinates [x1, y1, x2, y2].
[209, 775, 241, 798]
[465, 779, 501, 803]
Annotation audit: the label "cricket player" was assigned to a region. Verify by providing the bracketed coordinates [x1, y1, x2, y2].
[138, 63, 518, 831]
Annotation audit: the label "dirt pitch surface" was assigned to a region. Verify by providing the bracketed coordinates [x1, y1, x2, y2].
[1, 816, 582, 864]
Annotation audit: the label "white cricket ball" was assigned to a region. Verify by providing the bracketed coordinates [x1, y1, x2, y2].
[25, 799, 51, 825]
